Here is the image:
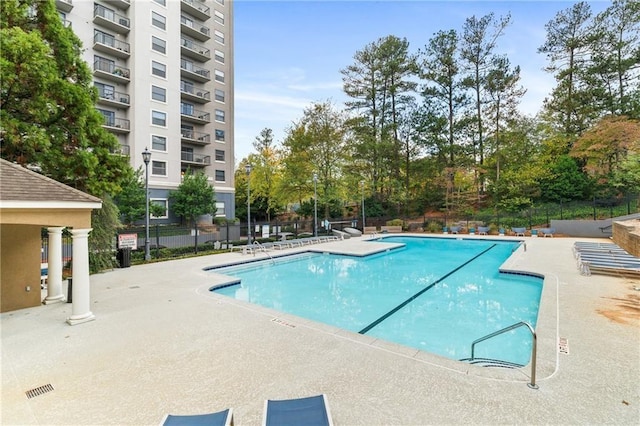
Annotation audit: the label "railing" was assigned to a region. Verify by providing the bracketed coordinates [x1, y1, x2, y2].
[181, 15, 209, 36]
[94, 59, 130, 79]
[181, 37, 210, 57]
[180, 108, 210, 121]
[94, 4, 130, 28]
[181, 152, 211, 165]
[180, 85, 210, 101]
[180, 60, 210, 79]
[181, 129, 210, 143]
[103, 117, 130, 130]
[98, 90, 130, 104]
[94, 32, 130, 53]
[181, 0, 210, 17]
[469, 321, 538, 389]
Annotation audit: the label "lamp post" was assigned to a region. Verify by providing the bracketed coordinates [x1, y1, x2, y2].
[245, 163, 252, 245]
[313, 173, 318, 237]
[142, 148, 151, 261]
[360, 180, 365, 230]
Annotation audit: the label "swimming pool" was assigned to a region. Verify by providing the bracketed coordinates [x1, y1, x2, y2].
[211, 236, 543, 366]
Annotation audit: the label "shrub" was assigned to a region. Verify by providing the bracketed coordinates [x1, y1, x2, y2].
[386, 219, 404, 227]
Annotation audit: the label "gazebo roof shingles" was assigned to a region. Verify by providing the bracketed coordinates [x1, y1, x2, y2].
[0, 158, 101, 204]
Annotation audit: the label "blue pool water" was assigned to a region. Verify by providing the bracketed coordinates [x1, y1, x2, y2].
[211, 237, 543, 365]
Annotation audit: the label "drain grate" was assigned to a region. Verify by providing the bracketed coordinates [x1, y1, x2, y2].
[26, 384, 54, 399]
[559, 337, 570, 354]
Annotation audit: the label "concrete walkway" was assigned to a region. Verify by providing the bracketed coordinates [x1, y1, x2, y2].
[1, 235, 638, 425]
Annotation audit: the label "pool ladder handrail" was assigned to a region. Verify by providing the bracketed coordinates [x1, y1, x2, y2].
[469, 321, 538, 389]
[252, 240, 275, 264]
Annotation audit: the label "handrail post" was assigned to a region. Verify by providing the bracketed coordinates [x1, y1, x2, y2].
[470, 321, 538, 389]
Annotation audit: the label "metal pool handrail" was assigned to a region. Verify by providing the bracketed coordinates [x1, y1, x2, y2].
[470, 321, 538, 389]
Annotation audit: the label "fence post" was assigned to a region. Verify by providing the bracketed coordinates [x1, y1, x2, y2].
[593, 196, 596, 220]
[560, 200, 563, 220]
[226, 221, 230, 249]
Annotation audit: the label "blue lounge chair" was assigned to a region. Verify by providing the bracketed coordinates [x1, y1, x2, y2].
[512, 227, 526, 237]
[477, 226, 489, 235]
[263, 394, 333, 426]
[450, 226, 460, 234]
[162, 408, 233, 426]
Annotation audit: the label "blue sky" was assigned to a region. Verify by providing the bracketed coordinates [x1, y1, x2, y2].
[233, 0, 610, 163]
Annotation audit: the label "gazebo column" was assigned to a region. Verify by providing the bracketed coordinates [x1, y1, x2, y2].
[43, 227, 66, 304]
[66, 228, 95, 325]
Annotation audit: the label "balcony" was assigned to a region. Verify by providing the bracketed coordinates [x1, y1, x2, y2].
[112, 144, 130, 156]
[94, 33, 130, 59]
[181, 129, 211, 146]
[55, 0, 73, 12]
[103, 117, 130, 133]
[93, 5, 130, 34]
[180, 0, 210, 21]
[181, 38, 210, 62]
[103, 0, 130, 10]
[180, 60, 210, 83]
[181, 16, 210, 42]
[97, 90, 130, 108]
[93, 59, 130, 84]
[180, 86, 210, 104]
[180, 109, 210, 124]
[181, 152, 211, 167]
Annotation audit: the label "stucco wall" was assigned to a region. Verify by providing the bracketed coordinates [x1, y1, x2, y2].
[1, 225, 42, 312]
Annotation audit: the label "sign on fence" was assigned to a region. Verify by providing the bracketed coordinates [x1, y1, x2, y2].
[118, 234, 138, 249]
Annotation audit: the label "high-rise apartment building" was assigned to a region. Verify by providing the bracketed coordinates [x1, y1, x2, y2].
[55, 0, 235, 222]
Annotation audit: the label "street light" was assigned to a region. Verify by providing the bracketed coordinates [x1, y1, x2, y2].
[360, 180, 365, 230]
[142, 147, 151, 261]
[245, 163, 252, 245]
[313, 173, 318, 237]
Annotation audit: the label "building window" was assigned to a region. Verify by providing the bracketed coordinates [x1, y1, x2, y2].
[214, 30, 224, 44]
[214, 89, 225, 102]
[151, 135, 167, 151]
[151, 160, 167, 176]
[98, 109, 115, 126]
[214, 50, 224, 63]
[180, 102, 194, 116]
[95, 82, 115, 100]
[215, 201, 225, 217]
[215, 109, 225, 122]
[152, 0, 166, 6]
[152, 36, 166, 54]
[152, 60, 166, 78]
[180, 80, 194, 94]
[95, 30, 115, 47]
[150, 199, 168, 218]
[181, 124, 194, 139]
[152, 11, 166, 30]
[152, 110, 166, 126]
[151, 85, 166, 102]
[215, 129, 225, 141]
[215, 149, 225, 162]
[214, 69, 224, 83]
[215, 169, 225, 181]
[214, 11, 224, 25]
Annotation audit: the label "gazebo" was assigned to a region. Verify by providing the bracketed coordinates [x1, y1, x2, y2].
[0, 158, 102, 324]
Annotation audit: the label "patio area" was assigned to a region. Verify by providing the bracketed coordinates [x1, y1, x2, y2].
[1, 235, 638, 425]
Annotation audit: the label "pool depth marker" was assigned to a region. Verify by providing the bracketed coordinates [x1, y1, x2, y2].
[358, 244, 498, 335]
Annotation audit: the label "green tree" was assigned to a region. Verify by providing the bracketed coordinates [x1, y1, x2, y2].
[114, 168, 146, 225]
[252, 128, 283, 221]
[538, 155, 590, 202]
[538, 1, 595, 142]
[589, 0, 640, 118]
[460, 12, 511, 189]
[0, 0, 130, 196]
[88, 196, 119, 273]
[169, 171, 216, 252]
[417, 29, 469, 211]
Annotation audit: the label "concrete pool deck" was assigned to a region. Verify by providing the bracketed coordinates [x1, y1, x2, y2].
[1, 234, 638, 425]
